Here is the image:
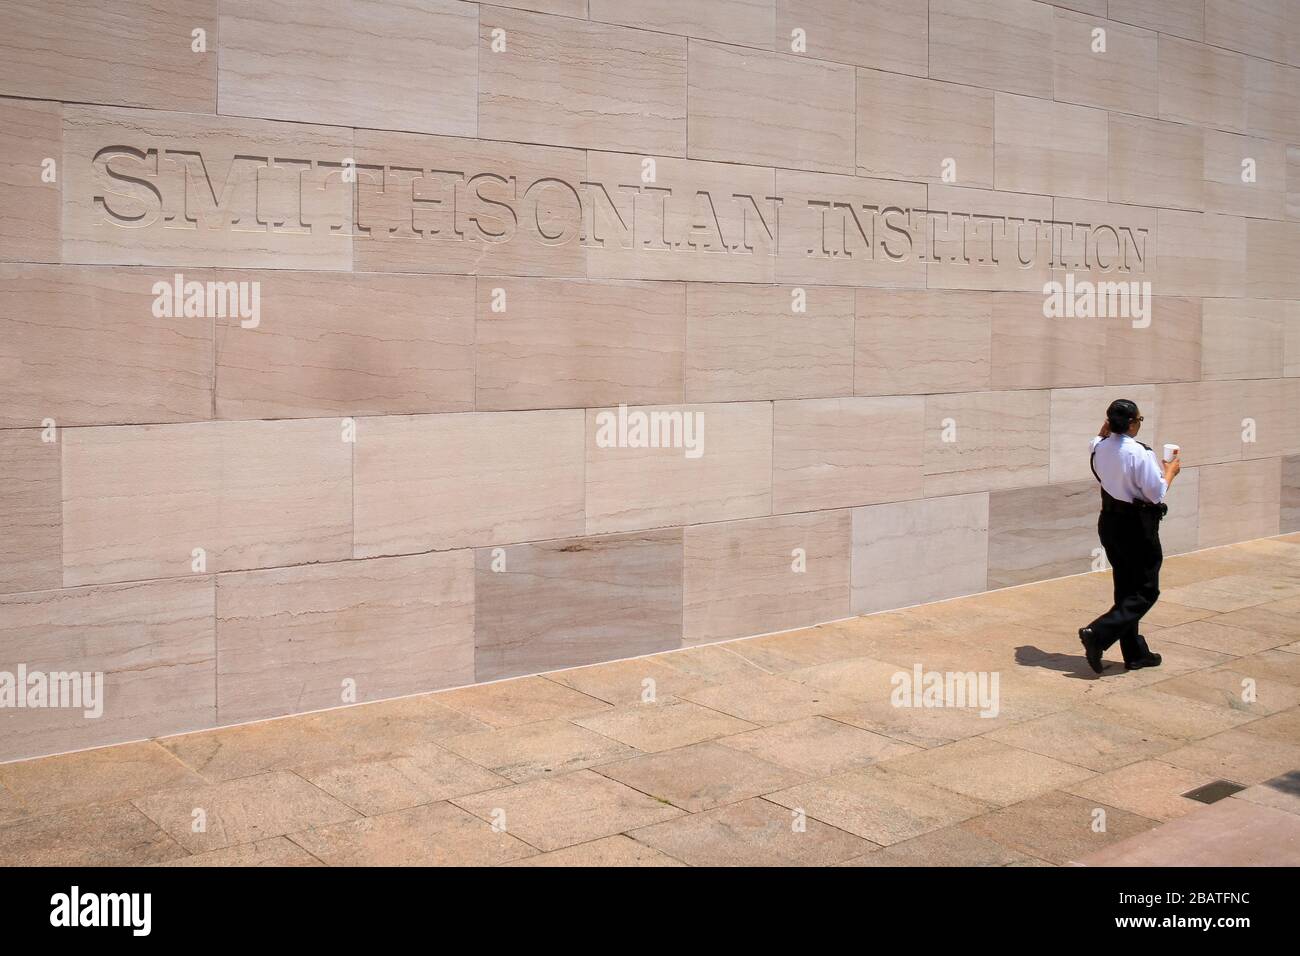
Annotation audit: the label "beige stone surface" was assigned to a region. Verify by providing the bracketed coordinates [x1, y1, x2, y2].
[296, 748, 508, 816]
[995, 93, 1107, 200]
[353, 410, 585, 556]
[477, 278, 685, 411]
[351, 129, 586, 278]
[629, 796, 874, 866]
[435, 676, 612, 729]
[1076, 795, 1300, 866]
[134, 771, 359, 853]
[0, 741, 204, 812]
[1, 0, 1297, 853]
[988, 480, 1098, 587]
[0, 577, 216, 762]
[300, 694, 492, 753]
[1156, 209, 1246, 297]
[768, 766, 993, 845]
[455, 768, 686, 852]
[1199, 458, 1282, 548]
[1204, 131, 1285, 219]
[929, 0, 1054, 98]
[1105, 298, 1202, 385]
[0, 430, 61, 595]
[990, 710, 1181, 772]
[216, 271, 474, 420]
[3, 538, 1298, 865]
[990, 291, 1106, 390]
[584, 402, 773, 535]
[1054, 11, 1158, 117]
[1112, 0, 1204, 41]
[1205, 0, 1300, 63]
[216, 551, 475, 724]
[547, 657, 714, 708]
[504, 833, 686, 867]
[856, 71, 994, 187]
[1, 264, 213, 427]
[1064, 759, 1218, 822]
[1288, 147, 1300, 222]
[62, 106, 354, 271]
[1157, 34, 1245, 132]
[1109, 114, 1204, 212]
[841, 824, 1034, 866]
[1284, 458, 1300, 533]
[289, 801, 536, 865]
[590, 0, 773, 47]
[1246, 57, 1300, 144]
[0, 803, 186, 867]
[0, 98, 60, 263]
[219, 0, 476, 136]
[776, 170, 928, 287]
[963, 789, 1159, 864]
[159, 836, 324, 867]
[159, 719, 373, 784]
[924, 186, 1053, 292]
[63, 419, 352, 585]
[1153, 380, 1246, 467]
[686, 283, 854, 402]
[855, 289, 991, 396]
[1247, 219, 1300, 299]
[479, 9, 686, 155]
[441, 719, 638, 782]
[597, 741, 804, 813]
[684, 511, 851, 646]
[0, 0, 216, 111]
[474, 530, 683, 682]
[880, 737, 1097, 807]
[688, 40, 854, 174]
[584, 151, 777, 284]
[1201, 299, 1287, 381]
[681, 673, 862, 725]
[777, 0, 928, 74]
[574, 697, 757, 753]
[923, 389, 1051, 496]
[720, 716, 918, 777]
[773, 397, 924, 513]
[851, 492, 989, 614]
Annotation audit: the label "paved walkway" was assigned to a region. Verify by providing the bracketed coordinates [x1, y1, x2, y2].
[2, 534, 1299, 867]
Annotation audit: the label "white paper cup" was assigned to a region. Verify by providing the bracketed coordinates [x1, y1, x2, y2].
[1163, 443, 1179, 462]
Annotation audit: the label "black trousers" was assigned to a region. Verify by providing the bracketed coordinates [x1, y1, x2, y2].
[1087, 507, 1162, 663]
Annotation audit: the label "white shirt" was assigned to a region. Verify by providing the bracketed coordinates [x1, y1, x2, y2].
[1089, 434, 1168, 504]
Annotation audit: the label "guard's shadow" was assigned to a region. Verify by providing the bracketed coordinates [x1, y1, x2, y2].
[1014, 645, 1120, 679]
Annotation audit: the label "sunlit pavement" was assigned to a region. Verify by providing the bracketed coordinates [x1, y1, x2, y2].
[2, 534, 1298, 866]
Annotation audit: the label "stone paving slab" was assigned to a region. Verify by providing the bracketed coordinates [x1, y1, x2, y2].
[2, 536, 1299, 866]
[1075, 794, 1300, 866]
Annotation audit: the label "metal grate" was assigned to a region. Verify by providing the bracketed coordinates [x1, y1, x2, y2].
[1182, 780, 1247, 804]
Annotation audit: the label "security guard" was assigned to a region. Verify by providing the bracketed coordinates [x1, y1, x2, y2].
[1079, 399, 1181, 673]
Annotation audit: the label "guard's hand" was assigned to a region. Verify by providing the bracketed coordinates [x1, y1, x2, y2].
[1164, 454, 1181, 481]
[1098, 419, 1111, 438]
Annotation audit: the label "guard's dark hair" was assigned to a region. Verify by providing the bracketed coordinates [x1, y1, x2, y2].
[1106, 398, 1139, 434]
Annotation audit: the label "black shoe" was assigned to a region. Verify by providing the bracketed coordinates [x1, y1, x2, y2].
[1079, 627, 1104, 674]
[1125, 652, 1162, 671]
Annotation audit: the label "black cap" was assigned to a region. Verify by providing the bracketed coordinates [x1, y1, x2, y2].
[1106, 398, 1139, 433]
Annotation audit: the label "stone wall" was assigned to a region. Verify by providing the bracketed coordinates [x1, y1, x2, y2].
[1, 0, 1298, 761]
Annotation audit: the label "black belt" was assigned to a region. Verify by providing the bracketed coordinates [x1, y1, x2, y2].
[1099, 488, 1167, 517]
